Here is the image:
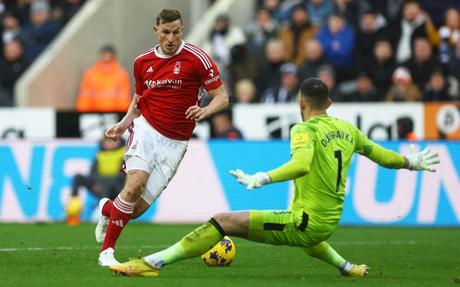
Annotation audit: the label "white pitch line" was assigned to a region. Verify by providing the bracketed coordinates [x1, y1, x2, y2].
[0, 240, 418, 253]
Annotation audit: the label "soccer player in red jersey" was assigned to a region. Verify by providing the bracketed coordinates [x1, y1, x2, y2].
[96, 8, 229, 266]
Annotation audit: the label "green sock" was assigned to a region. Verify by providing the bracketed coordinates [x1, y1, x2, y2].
[144, 220, 223, 267]
[303, 241, 346, 269]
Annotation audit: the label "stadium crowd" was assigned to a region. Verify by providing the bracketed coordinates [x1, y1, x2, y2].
[0, 0, 85, 106]
[209, 0, 460, 105]
[0, 0, 459, 117]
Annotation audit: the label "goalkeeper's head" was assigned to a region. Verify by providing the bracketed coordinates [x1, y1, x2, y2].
[298, 78, 332, 120]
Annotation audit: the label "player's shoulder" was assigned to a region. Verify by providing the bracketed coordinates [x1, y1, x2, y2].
[182, 41, 213, 70]
[290, 122, 315, 136]
[133, 46, 157, 64]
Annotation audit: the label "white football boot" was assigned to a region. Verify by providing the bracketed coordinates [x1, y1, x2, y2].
[98, 247, 120, 266]
[95, 198, 110, 244]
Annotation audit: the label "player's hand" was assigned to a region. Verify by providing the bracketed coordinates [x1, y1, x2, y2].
[105, 122, 128, 141]
[229, 169, 271, 190]
[185, 105, 209, 122]
[406, 144, 440, 172]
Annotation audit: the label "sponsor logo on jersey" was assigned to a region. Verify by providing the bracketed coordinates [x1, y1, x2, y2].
[204, 75, 220, 85]
[173, 61, 181, 75]
[147, 66, 153, 73]
[144, 79, 183, 89]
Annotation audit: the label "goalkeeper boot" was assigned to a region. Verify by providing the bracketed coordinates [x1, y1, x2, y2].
[98, 247, 120, 267]
[341, 263, 369, 277]
[66, 196, 82, 226]
[110, 258, 160, 277]
[95, 198, 110, 244]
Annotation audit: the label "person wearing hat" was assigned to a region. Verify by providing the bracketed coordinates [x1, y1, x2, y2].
[384, 66, 422, 102]
[260, 62, 300, 103]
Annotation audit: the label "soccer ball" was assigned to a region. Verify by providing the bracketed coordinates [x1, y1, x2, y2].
[201, 236, 236, 266]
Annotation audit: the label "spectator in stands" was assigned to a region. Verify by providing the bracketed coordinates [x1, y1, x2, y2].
[333, 0, 368, 28]
[369, 0, 405, 23]
[211, 111, 243, 140]
[386, 0, 427, 64]
[385, 67, 421, 102]
[396, 116, 416, 140]
[364, 39, 397, 99]
[297, 39, 328, 81]
[278, 4, 317, 65]
[447, 38, 460, 83]
[245, 8, 279, 59]
[229, 44, 259, 88]
[261, 0, 287, 25]
[437, 8, 460, 64]
[339, 72, 380, 102]
[20, 0, 61, 61]
[316, 64, 341, 101]
[423, 69, 456, 102]
[317, 12, 355, 82]
[355, 8, 386, 67]
[0, 39, 30, 106]
[307, 0, 334, 27]
[260, 63, 299, 103]
[76, 44, 131, 112]
[418, 0, 460, 27]
[2, 13, 21, 44]
[255, 39, 286, 99]
[52, 0, 86, 24]
[66, 136, 126, 225]
[233, 79, 257, 103]
[204, 14, 246, 83]
[404, 37, 440, 91]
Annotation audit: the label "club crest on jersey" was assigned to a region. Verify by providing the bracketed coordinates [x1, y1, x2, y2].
[173, 61, 181, 75]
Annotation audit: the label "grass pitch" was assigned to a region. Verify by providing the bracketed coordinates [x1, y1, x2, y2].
[1, 223, 458, 287]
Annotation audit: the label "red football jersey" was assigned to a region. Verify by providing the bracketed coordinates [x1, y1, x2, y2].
[133, 41, 223, 140]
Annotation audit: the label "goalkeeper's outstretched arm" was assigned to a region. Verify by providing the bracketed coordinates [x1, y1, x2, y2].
[363, 143, 440, 172]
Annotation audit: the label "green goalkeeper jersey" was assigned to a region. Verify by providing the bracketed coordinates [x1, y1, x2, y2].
[272, 114, 406, 229]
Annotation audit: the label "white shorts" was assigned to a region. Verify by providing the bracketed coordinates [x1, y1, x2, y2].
[125, 116, 188, 205]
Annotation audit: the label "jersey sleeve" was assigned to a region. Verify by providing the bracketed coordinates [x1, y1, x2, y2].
[353, 126, 405, 169]
[197, 50, 223, 91]
[290, 124, 314, 172]
[133, 59, 144, 96]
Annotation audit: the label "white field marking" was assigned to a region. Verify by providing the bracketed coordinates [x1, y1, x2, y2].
[0, 240, 418, 253]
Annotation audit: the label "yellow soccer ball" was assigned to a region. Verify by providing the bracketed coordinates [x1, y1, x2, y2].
[201, 236, 236, 266]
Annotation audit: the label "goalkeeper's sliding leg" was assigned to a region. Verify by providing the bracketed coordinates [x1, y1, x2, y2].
[110, 211, 367, 277]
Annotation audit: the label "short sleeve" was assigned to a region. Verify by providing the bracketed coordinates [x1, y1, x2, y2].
[197, 51, 223, 91]
[133, 59, 144, 96]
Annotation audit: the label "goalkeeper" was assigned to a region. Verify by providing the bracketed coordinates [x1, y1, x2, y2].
[110, 78, 440, 277]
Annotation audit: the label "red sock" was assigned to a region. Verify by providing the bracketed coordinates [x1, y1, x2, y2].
[101, 200, 113, 216]
[101, 195, 135, 251]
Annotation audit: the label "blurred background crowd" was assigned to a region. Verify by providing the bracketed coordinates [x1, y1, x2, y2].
[0, 0, 459, 138]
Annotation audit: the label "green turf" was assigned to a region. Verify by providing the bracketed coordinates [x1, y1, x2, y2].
[0, 223, 459, 287]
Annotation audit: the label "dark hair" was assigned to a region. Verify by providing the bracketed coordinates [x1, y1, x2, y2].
[156, 8, 182, 25]
[99, 44, 116, 55]
[300, 78, 329, 108]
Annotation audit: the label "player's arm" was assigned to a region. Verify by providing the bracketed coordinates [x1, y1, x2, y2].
[105, 93, 141, 141]
[230, 125, 313, 190]
[356, 130, 440, 172]
[185, 85, 229, 121]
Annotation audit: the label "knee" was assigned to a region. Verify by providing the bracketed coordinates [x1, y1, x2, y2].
[121, 175, 147, 201]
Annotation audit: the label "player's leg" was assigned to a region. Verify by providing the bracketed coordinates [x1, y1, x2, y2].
[98, 167, 149, 266]
[304, 242, 369, 277]
[110, 211, 248, 275]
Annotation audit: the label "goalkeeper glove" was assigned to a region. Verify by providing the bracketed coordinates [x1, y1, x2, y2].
[229, 169, 271, 190]
[406, 144, 440, 172]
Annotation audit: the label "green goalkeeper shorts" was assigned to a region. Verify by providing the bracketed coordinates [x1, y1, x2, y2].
[248, 210, 337, 247]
